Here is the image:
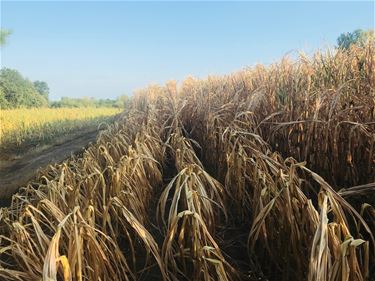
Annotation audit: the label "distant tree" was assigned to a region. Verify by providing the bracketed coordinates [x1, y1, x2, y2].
[115, 95, 128, 108]
[0, 29, 12, 46]
[337, 29, 374, 49]
[0, 68, 48, 108]
[0, 88, 10, 108]
[50, 96, 120, 108]
[0, 32, 51, 109]
[33, 80, 50, 101]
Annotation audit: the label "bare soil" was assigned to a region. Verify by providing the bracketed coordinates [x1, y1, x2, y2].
[0, 129, 100, 204]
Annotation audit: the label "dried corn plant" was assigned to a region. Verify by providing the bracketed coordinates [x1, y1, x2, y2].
[0, 107, 168, 281]
[1, 43, 374, 281]
[157, 114, 236, 280]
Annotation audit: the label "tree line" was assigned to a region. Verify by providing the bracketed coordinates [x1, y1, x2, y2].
[0, 68, 49, 108]
[50, 96, 128, 108]
[0, 29, 51, 108]
[0, 67, 128, 109]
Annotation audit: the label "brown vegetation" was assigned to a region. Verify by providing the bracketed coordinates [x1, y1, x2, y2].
[0, 44, 374, 281]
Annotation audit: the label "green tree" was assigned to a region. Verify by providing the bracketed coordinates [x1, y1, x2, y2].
[116, 95, 128, 108]
[0, 68, 48, 108]
[337, 29, 374, 49]
[0, 88, 10, 108]
[33, 80, 50, 101]
[50, 96, 121, 108]
[0, 29, 12, 46]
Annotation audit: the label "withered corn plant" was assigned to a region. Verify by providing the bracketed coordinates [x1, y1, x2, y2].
[1, 43, 374, 281]
[0, 109, 168, 281]
[157, 102, 236, 280]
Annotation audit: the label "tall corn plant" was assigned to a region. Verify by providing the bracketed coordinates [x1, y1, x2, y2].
[173, 55, 374, 280]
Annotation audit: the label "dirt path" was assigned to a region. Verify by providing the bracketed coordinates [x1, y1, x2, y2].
[0, 129, 100, 204]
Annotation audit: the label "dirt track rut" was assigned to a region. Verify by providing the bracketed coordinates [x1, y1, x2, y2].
[0, 130, 99, 204]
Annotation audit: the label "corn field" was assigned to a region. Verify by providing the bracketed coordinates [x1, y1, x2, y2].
[0, 44, 374, 281]
[0, 107, 121, 150]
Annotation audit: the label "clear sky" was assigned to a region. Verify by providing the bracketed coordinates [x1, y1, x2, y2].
[1, 1, 374, 100]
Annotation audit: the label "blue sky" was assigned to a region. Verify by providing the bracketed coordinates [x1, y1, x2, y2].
[1, 1, 374, 100]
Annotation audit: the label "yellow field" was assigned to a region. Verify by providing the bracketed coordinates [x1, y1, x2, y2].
[0, 107, 121, 148]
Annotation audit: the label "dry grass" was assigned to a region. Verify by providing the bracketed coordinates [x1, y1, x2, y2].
[0, 44, 374, 281]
